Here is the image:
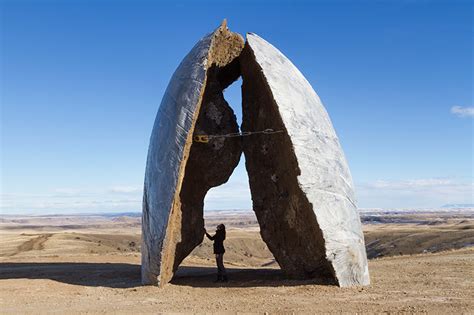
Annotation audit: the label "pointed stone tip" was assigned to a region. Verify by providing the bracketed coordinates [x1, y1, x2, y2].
[220, 18, 227, 29]
[246, 32, 256, 39]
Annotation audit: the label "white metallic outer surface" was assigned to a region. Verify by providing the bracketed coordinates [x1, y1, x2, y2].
[141, 33, 212, 285]
[247, 33, 370, 286]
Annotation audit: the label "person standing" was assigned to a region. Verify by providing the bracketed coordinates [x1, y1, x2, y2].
[205, 224, 228, 282]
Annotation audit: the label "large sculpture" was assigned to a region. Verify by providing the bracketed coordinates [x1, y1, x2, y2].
[142, 21, 370, 287]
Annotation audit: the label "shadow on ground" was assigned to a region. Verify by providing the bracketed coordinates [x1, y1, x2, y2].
[172, 266, 336, 288]
[0, 263, 335, 288]
[0, 262, 142, 288]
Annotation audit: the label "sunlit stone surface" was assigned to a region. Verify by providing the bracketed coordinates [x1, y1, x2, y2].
[142, 24, 369, 287]
[241, 34, 369, 287]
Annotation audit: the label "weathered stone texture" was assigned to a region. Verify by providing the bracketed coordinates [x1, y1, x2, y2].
[142, 23, 369, 287]
[242, 34, 369, 286]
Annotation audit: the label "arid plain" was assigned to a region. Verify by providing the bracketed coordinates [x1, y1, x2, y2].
[1, 210, 473, 314]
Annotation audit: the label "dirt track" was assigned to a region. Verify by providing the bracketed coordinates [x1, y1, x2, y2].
[9, 234, 53, 256]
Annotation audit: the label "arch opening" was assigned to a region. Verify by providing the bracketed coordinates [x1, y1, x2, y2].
[175, 76, 279, 279]
[176, 77, 278, 278]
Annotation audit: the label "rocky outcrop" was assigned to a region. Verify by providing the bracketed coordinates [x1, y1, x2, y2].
[142, 22, 369, 287]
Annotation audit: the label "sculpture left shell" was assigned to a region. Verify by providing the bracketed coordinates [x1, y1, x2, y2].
[141, 22, 244, 286]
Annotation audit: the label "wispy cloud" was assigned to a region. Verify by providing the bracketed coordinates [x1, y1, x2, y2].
[364, 178, 461, 190]
[451, 106, 474, 118]
[356, 177, 473, 208]
[54, 188, 83, 194]
[1, 185, 143, 214]
[204, 180, 252, 210]
[108, 186, 142, 194]
[3, 177, 472, 214]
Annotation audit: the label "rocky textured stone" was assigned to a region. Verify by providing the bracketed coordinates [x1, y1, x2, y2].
[142, 23, 369, 287]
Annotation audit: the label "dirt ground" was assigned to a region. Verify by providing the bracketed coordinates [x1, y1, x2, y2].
[1, 211, 473, 314]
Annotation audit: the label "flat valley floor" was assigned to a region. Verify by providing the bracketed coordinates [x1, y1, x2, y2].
[1, 211, 473, 313]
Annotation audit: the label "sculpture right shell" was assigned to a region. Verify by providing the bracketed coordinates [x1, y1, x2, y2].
[246, 33, 370, 286]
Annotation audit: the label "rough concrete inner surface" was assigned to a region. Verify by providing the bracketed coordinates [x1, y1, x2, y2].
[142, 20, 370, 287]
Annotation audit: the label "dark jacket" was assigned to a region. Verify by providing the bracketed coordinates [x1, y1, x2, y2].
[206, 229, 226, 254]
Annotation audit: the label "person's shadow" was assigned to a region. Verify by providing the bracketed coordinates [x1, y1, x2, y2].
[0, 262, 335, 288]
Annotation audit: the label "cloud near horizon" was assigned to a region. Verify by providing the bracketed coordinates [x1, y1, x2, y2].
[1, 177, 472, 215]
[356, 177, 473, 209]
[450, 106, 474, 118]
[108, 186, 142, 194]
[0, 186, 143, 215]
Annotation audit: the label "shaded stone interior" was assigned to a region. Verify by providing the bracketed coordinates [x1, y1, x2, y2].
[157, 42, 335, 284]
[166, 43, 336, 282]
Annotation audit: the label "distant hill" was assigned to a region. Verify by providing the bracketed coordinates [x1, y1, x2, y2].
[100, 212, 141, 217]
[442, 204, 474, 208]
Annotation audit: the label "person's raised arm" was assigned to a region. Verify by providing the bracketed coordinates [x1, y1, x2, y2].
[205, 230, 215, 240]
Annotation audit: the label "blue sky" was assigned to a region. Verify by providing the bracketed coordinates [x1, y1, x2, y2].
[1, 0, 472, 214]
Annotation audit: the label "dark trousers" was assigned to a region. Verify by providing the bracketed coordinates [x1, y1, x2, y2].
[215, 254, 227, 276]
